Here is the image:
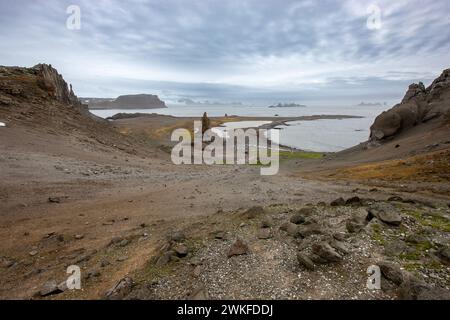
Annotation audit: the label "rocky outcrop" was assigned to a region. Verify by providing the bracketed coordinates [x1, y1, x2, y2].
[370, 69, 450, 141]
[87, 94, 166, 109]
[0, 63, 81, 107]
[34, 64, 81, 106]
[0, 63, 143, 155]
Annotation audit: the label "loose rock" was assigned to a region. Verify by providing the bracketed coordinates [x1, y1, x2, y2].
[100, 259, 111, 268]
[173, 244, 188, 257]
[290, 213, 306, 225]
[241, 206, 265, 219]
[119, 239, 130, 247]
[40, 280, 63, 297]
[297, 252, 315, 271]
[86, 269, 101, 280]
[388, 196, 403, 202]
[437, 246, 450, 264]
[108, 236, 123, 246]
[333, 232, 347, 242]
[227, 239, 249, 258]
[29, 250, 38, 256]
[312, 242, 343, 263]
[48, 197, 61, 203]
[369, 203, 402, 226]
[378, 261, 405, 285]
[257, 228, 273, 239]
[397, 275, 450, 300]
[261, 217, 274, 228]
[384, 241, 408, 257]
[188, 286, 209, 300]
[105, 277, 134, 300]
[116, 256, 128, 262]
[214, 231, 225, 239]
[193, 265, 202, 277]
[280, 222, 299, 237]
[329, 240, 350, 255]
[405, 234, 429, 245]
[297, 224, 323, 238]
[170, 231, 186, 242]
[346, 218, 366, 233]
[330, 197, 345, 206]
[155, 251, 173, 266]
[345, 196, 362, 206]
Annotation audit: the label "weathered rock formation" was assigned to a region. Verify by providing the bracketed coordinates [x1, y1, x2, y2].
[0, 63, 142, 154]
[0, 63, 82, 108]
[34, 64, 81, 106]
[370, 69, 450, 141]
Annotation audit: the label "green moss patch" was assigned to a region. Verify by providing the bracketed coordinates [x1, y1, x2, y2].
[404, 210, 450, 232]
[278, 151, 324, 160]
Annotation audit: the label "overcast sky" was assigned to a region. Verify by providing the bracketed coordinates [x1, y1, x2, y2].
[0, 0, 449, 105]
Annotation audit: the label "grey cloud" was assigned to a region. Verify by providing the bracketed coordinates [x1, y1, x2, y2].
[0, 0, 449, 104]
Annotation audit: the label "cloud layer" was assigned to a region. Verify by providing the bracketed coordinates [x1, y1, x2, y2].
[1, 0, 449, 104]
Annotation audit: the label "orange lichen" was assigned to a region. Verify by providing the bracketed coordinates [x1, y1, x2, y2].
[331, 149, 450, 182]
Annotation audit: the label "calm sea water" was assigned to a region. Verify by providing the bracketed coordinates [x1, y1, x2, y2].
[268, 117, 376, 152]
[212, 121, 272, 138]
[91, 104, 388, 152]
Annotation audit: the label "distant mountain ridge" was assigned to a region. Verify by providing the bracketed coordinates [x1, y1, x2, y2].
[357, 102, 387, 107]
[268, 103, 307, 108]
[177, 98, 243, 106]
[84, 94, 167, 109]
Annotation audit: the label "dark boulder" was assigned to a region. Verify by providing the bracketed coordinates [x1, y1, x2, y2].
[378, 261, 405, 286]
[312, 242, 343, 263]
[297, 252, 315, 271]
[241, 206, 265, 219]
[330, 197, 345, 207]
[104, 277, 134, 300]
[227, 239, 249, 258]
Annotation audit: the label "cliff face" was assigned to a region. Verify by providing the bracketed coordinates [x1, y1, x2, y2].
[87, 94, 167, 109]
[370, 69, 450, 141]
[0, 64, 143, 154]
[35, 64, 81, 106]
[0, 64, 95, 130]
[0, 64, 81, 108]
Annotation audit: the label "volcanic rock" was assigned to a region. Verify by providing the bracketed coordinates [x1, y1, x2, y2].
[105, 277, 134, 300]
[312, 242, 343, 263]
[227, 239, 249, 258]
[370, 69, 450, 141]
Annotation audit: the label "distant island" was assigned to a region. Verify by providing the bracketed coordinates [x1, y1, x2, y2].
[177, 98, 196, 105]
[268, 103, 307, 108]
[177, 98, 242, 106]
[357, 102, 388, 107]
[83, 94, 167, 109]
